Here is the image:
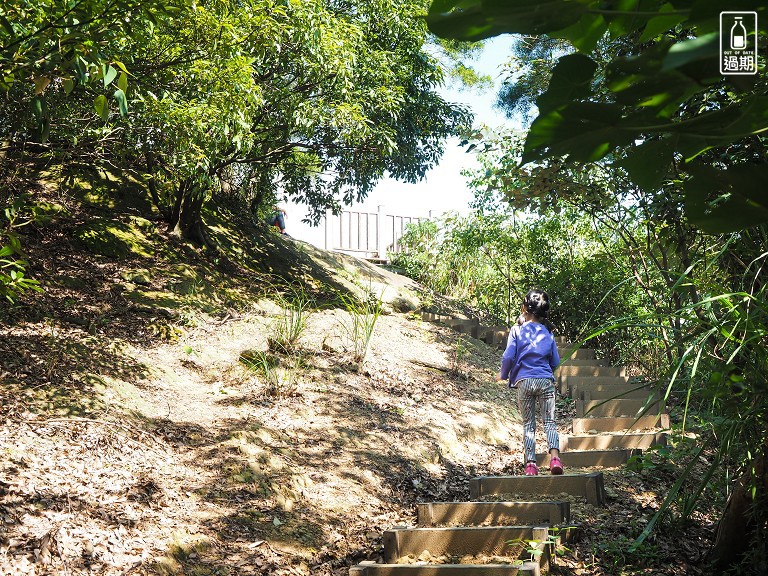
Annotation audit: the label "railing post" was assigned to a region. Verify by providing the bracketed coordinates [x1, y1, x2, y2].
[325, 208, 332, 250]
[376, 205, 384, 260]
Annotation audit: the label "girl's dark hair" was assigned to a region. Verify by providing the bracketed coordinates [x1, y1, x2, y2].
[523, 289, 554, 332]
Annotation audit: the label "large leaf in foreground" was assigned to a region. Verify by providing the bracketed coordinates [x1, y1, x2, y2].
[685, 164, 768, 233]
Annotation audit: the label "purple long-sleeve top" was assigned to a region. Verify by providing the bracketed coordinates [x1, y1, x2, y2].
[499, 321, 560, 385]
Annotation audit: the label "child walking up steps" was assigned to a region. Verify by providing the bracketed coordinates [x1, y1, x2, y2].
[498, 289, 563, 476]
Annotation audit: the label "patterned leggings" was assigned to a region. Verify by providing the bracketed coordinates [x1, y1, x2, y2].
[516, 378, 559, 463]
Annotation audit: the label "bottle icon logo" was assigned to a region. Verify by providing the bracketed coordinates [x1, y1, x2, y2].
[720, 12, 758, 75]
[730, 17, 747, 50]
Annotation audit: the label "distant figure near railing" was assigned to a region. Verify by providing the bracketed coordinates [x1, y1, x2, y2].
[324, 206, 434, 263]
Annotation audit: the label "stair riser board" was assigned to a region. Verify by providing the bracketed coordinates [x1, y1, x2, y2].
[350, 563, 540, 575]
[469, 473, 606, 507]
[561, 433, 667, 451]
[417, 501, 570, 527]
[535, 449, 642, 469]
[571, 414, 670, 433]
[575, 399, 664, 418]
[576, 388, 659, 402]
[561, 376, 621, 394]
[422, 313, 456, 323]
[441, 319, 477, 334]
[484, 330, 509, 347]
[558, 348, 596, 360]
[557, 366, 626, 377]
[559, 359, 608, 368]
[382, 526, 549, 564]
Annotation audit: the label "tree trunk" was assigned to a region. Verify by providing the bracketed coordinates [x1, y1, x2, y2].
[144, 152, 167, 219]
[169, 179, 210, 246]
[708, 438, 768, 570]
[249, 172, 270, 215]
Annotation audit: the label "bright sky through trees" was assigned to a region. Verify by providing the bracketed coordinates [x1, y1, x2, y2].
[286, 35, 517, 248]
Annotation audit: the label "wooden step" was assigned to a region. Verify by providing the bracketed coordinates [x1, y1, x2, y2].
[442, 318, 478, 333]
[572, 414, 670, 434]
[558, 367, 624, 394]
[536, 449, 641, 469]
[558, 348, 596, 360]
[575, 398, 664, 418]
[557, 366, 626, 378]
[579, 388, 660, 402]
[561, 376, 631, 396]
[561, 432, 667, 451]
[422, 312, 455, 323]
[480, 327, 508, 347]
[563, 375, 631, 386]
[417, 501, 570, 526]
[559, 358, 607, 367]
[382, 525, 550, 564]
[350, 562, 540, 575]
[469, 472, 606, 506]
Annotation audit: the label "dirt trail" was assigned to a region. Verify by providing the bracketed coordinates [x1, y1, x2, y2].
[2, 281, 531, 575]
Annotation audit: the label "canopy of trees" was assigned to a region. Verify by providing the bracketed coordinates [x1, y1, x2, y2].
[1, 0, 471, 244]
[428, 0, 768, 233]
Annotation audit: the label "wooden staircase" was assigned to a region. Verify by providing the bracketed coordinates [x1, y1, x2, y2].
[348, 315, 670, 574]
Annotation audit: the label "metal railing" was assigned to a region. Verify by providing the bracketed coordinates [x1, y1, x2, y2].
[324, 206, 433, 262]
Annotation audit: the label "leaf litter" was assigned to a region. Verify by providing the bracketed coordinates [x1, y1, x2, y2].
[0, 232, 719, 576]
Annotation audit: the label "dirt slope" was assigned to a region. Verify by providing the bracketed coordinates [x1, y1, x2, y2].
[0, 169, 715, 575]
[0, 196, 527, 575]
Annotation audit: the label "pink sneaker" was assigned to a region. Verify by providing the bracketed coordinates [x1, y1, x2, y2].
[524, 462, 539, 476]
[550, 456, 564, 475]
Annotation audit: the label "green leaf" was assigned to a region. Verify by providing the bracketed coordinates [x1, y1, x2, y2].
[103, 65, 118, 87]
[32, 97, 44, 122]
[608, 68, 701, 114]
[639, 3, 687, 42]
[0, 15, 14, 36]
[672, 96, 768, 159]
[33, 77, 50, 95]
[113, 61, 130, 75]
[662, 33, 719, 72]
[63, 78, 75, 95]
[615, 138, 675, 191]
[40, 118, 50, 144]
[114, 89, 129, 116]
[117, 72, 128, 93]
[523, 102, 632, 163]
[426, 0, 588, 41]
[74, 56, 88, 83]
[684, 164, 768, 233]
[550, 13, 607, 52]
[428, 0, 476, 14]
[536, 54, 597, 114]
[94, 94, 109, 121]
[606, 0, 646, 39]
